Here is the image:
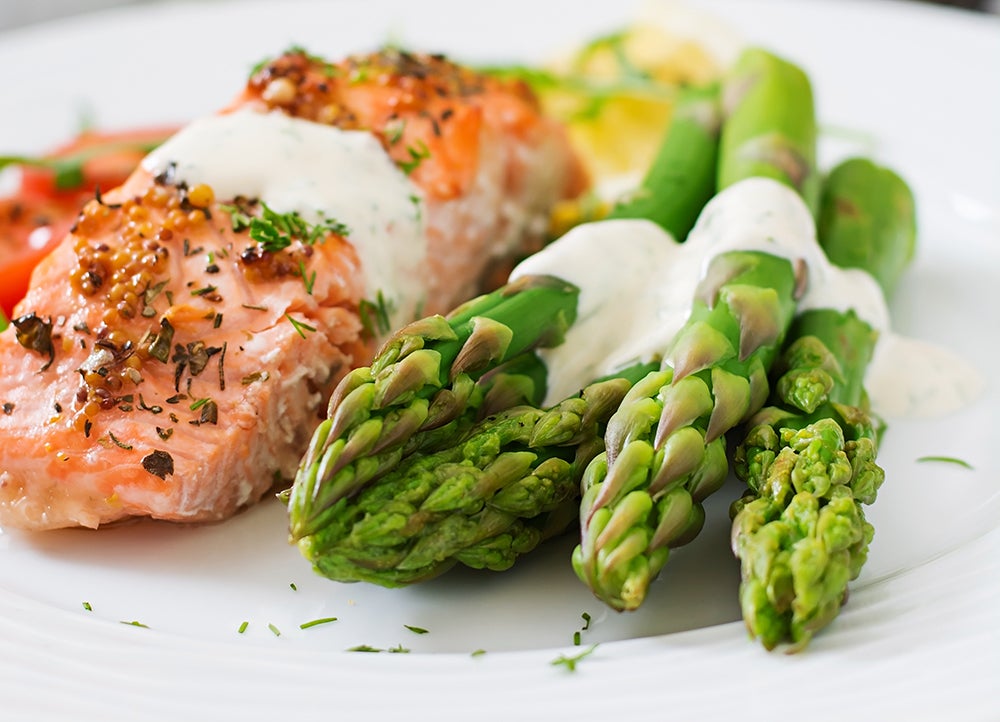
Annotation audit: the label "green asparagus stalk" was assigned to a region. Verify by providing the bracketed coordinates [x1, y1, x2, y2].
[572, 250, 803, 610]
[718, 48, 820, 214]
[288, 275, 579, 540]
[731, 310, 880, 651]
[604, 83, 721, 241]
[569, 47, 821, 611]
[817, 157, 917, 299]
[297, 363, 657, 586]
[730, 157, 916, 651]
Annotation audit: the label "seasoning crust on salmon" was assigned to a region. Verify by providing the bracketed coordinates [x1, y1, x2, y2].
[0, 47, 585, 531]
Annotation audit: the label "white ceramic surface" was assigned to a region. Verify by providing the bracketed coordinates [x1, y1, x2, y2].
[0, 1, 998, 720]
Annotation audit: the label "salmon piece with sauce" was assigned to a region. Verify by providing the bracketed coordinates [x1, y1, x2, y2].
[0, 47, 586, 530]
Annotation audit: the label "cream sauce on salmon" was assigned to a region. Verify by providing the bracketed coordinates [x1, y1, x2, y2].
[143, 108, 427, 329]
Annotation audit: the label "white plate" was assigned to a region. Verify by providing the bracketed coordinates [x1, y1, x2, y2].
[1, 1, 998, 719]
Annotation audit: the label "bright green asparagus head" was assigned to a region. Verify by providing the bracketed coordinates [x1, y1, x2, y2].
[729, 311, 883, 652]
[729, 151, 915, 652]
[734, 309, 884, 509]
[288, 274, 580, 542]
[573, 250, 803, 611]
[295, 375, 639, 587]
[731, 420, 879, 650]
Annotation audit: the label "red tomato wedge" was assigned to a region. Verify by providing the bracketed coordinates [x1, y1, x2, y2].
[1, 126, 178, 317]
[0, 197, 78, 317]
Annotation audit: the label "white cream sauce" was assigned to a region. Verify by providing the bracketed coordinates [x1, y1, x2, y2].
[142, 108, 427, 328]
[866, 333, 984, 419]
[512, 177, 981, 418]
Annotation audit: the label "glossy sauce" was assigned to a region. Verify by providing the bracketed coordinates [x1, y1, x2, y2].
[143, 108, 427, 327]
[513, 177, 981, 418]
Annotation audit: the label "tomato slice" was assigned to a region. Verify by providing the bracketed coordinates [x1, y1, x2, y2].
[0, 125, 178, 317]
[16, 125, 177, 199]
[0, 197, 78, 317]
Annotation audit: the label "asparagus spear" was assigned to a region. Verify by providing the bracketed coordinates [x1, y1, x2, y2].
[731, 311, 880, 651]
[817, 157, 917, 299]
[730, 157, 916, 651]
[572, 249, 803, 610]
[718, 48, 820, 214]
[288, 275, 579, 540]
[604, 83, 721, 241]
[570, 47, 821, 611]
[297, 363, 657, 586]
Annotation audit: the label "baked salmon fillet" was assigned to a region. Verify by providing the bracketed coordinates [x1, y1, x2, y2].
[0, 47, 585, 531]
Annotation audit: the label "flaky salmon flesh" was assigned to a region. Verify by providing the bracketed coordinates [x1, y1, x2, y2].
[0, 48, 586, 530]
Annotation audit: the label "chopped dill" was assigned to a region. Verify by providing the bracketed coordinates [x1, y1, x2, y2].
[398, 140, 431, 175]
[299, 617, 339, 630]
[299, 259, 317, 295]
[916, 455, 973, 469]
[344, 643, 410, 653]
[220, 203, 252, 232]
[359, 290, 393, 339]
[249, 203, 349, 253]
[409, 193, 423, 223]
[286, 314, 317, 338]
[550, 644, 597, 672]
[385, 118, 406, 145]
